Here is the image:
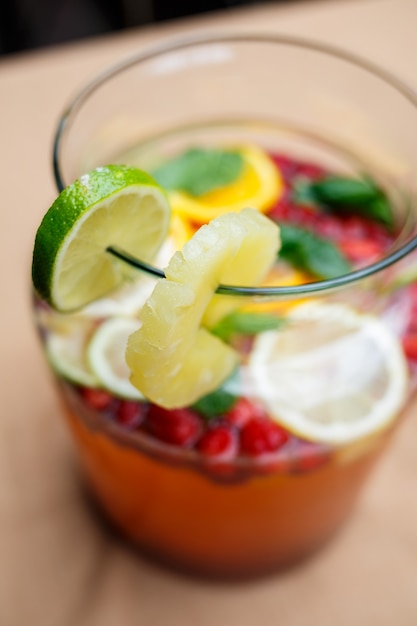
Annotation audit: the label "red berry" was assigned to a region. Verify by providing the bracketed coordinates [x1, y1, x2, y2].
[197, 425, 237, 458]
[270, 154, 326, 183]
[291, 438, 329, 473]
[408, 283, 417, 301]
[363, 219, 393, 245]
[402, 334, 417, 361]
[146, 405, 202, 447]
[240, 417, 289, 456]
[289, 204, 317, 228]
[268, 200, 317, 227]
[406, 292, 417, 332]
[408, 314, 417, 334]
[81, 387, 114, 411]
[269, 153, 298, 180]
[225, 397, 267, 429]
[313, 214, 344, 241]
[116, 401, 147, 429]
[336, 214, 392, 245]
[294, 161, 326, 180]
[339, 238, 383, 263]
[339, 215, 369, 239]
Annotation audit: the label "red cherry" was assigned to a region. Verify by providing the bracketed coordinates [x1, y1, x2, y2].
[116, 401, 147, 429]
[197, 425, 237, 458]
[225, 397, 267, 429]
[81, 387, 114, 411]
[146, 405, 202, 447]
[240, 417, 289, 456]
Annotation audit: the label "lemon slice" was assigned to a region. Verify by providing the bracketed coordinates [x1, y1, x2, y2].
[87, 317, 144, 400]
[248, 302, 408, 445]
[32, 165, 170, 312]
[46, 325, 98, 388]
[169, 146, 282, 224]
[126, 209, 280, 408]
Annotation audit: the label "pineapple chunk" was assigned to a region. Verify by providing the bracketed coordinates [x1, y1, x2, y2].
[126, 208, 280, 408]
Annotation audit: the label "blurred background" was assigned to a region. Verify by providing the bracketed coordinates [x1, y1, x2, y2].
[0, 0, 300, 56]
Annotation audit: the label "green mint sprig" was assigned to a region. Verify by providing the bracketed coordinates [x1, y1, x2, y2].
[192, 387, 237, 420]
[192, 370, 239, 419]
[211, 310, 283, 342]
[279, 223, 351, 279]
[293, 176, 394, 229]
[152, 147, 244, 197]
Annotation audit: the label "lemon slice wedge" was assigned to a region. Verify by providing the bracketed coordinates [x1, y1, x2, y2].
[248, 302, 408, 445]
[87, 317, 144, 400]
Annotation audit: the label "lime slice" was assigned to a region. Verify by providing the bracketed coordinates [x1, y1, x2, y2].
[46, 325, 99, 388]
[87, 317, 144, 400]
[32, 165, 171, 312]
[126, 208, 280, 408]
[248, 302, 408, 445]
[80, 215, 193, 318]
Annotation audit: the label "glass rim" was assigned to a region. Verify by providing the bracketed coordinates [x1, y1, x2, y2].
[52, 32, 417, 297]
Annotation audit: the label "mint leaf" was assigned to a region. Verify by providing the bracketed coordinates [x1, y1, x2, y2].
[279, 224, 351, 279]
[152, 148, 244, 197]
[192, 372, 239, 420]
[365, 195, 393, 229]
[192, 389, 237, 419]
[211, 311, 283, 342]
[311, 177, 380, 205]
[309, 176, 394, 228]
[292, 178, 321, 206]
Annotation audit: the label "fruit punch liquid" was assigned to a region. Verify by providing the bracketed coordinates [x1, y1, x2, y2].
[38, 37, 417, 578]
[36, 122, 415, 577]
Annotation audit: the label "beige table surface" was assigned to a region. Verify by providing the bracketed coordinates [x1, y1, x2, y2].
[2, 0, 417, 624]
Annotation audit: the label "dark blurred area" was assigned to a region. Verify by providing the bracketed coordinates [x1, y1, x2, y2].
[0, 0, 287, 56]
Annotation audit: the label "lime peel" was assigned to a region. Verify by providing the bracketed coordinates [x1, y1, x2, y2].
[32, 165, 170, 312]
